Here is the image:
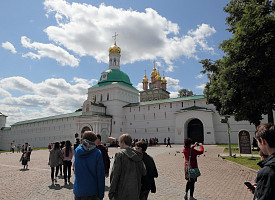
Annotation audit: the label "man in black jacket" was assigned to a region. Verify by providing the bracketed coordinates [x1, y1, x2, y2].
[253, 123, 275, 200]
[135, 141, 158, 200]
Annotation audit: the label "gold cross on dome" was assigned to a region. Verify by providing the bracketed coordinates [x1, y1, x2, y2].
[112, 32, 118, 42]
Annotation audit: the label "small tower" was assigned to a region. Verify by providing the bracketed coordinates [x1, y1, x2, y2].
[155, 68, 162, 88]
[161, 72, 167, 91]
[0, 112, 7, 129]
[108, 33, 121, 70]
[149, 62, 157, 89]
[142, 70, 148, 90]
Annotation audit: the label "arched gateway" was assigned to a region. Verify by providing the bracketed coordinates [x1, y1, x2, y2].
[187, 119, 204, 143]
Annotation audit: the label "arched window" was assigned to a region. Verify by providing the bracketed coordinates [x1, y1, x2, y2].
[114, 58, 116, 65]
[107, 93, 109, 100]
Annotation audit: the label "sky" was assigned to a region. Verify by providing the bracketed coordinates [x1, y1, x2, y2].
[0, 0, 231, 126]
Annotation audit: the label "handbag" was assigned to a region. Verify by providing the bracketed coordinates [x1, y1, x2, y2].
[187, 148, 201, 179]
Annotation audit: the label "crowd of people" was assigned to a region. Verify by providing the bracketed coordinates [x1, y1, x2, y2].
[14, 122, 275, 200]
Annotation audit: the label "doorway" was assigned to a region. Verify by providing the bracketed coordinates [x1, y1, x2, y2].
[187, 119, 204, 143]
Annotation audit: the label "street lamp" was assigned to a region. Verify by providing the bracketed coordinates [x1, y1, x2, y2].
[221, 116, 232, 157]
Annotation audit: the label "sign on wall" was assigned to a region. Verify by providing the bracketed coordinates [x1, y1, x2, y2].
[238, 130, 252, 154]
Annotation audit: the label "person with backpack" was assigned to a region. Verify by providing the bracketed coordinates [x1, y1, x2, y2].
[62, 140, 74, 184]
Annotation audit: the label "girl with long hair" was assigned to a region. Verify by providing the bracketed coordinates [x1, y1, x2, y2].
[182, 138, 204, 200]
[49, 142, 63, 185]
[62, 140, 74, 184]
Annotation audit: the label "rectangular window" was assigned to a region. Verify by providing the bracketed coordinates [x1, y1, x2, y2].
[182, 102, 183, 107]
[170, 103, 172, 108]
[159, 104, 160, 109]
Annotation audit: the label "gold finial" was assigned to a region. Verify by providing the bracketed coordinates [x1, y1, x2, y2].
[109, 32, 121, 54]
[151, 60, 157, 77]
[156, 67, 161, 80]
[162, 71, 167, 83]
[142, 69, 148, 83]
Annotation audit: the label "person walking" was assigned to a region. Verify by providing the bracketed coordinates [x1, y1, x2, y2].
[135, 141, 158, 200]
[109, 133, 146, 200]
[95, 134, 110, 178]
[22, 142, 32, 169]
[166, 137, 171, 148]
[59, 141, 65, 176]
[182, 138, 204, 200]
[248, 123, 275, 200]
[73, 131, 105, 200]
[62, 140, 74, 184]
[49, 142, 63, 185]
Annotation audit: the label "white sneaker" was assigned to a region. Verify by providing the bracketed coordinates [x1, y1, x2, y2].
[189, 197, 197, 200]
[184, 193, 188, 200]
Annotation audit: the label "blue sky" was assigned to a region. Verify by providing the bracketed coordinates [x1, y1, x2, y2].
[0, 0, 231, 126]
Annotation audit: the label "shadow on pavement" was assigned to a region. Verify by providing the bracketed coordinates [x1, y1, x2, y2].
[48, 182, 74, 190]
[19, 168, 29, 171]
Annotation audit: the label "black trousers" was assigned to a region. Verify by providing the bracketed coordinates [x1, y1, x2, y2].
[51, 166, 60, 181]
[63, 160, 72, 181]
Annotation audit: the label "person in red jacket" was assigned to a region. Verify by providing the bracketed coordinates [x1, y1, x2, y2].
[182, 138, 204, 200]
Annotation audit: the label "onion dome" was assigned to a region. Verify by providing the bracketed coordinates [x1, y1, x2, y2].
[142, 74, 148, 83]
[109, 41, 121, 54]
[151, 65, 157, 77]
[156, 71, 161, 80]
[162, 75, 167, 83]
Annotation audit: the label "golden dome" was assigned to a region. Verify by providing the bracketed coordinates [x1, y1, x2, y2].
[142, 74, 148, 83]
[162, 76, 167, 83]
[156, 71, 161, 80]
[150, 65, 157, 77]
[109, 41, 121, 54]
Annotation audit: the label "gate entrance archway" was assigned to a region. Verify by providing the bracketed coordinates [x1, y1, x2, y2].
[187, 119, 204, 143]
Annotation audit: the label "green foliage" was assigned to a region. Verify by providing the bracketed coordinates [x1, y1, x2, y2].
[178, 89, 194, 97]
[75, 108, 82, 112]
[222, 156, 261, 170]
[200, 0, 275, 126]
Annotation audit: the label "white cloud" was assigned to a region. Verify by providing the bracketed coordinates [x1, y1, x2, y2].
[0, 76, 96, 125]
[196, 74, 204, 79]
[21, 36, 79, 67]
[40, 0, 216, 70]
[136, 83, 143, 91]
[0, 76, 35, 92]
[1, 41, 17, 54]
[0, 88, 11, 97]
[169, 91, 178, 98]
[166, 77, 181, 91]
[196, 83, 206, 89]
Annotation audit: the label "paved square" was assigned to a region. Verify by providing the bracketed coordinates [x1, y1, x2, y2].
[0, 145, 256, 200]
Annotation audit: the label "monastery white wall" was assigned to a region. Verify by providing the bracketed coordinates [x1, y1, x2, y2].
[0, 117, 77, 151]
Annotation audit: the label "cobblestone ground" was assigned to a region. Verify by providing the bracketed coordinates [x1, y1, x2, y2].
[0, 145, 256, 200]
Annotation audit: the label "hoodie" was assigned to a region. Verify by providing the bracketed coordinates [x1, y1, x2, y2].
[73, 140, 105, 199]
[254, 153, 275, 200]
[109, 147, 147, 200]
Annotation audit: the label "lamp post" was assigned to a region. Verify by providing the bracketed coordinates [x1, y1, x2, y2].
[221, 116, 232, 157]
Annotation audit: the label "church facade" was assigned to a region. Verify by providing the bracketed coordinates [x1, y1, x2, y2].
[0, 42, 261, 150]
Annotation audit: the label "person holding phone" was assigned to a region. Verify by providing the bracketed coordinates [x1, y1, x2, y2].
[182, 138, 204, 200]
[250, 123, 275, 200]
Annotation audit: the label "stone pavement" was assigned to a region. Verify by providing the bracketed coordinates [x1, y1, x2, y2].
[0, 145, 256, 200]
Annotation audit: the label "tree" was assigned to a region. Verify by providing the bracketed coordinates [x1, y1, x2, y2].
[200, 0, 275, 126]
[178, 89, 194, 97]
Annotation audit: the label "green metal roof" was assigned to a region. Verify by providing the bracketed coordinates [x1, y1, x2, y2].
[12, 111, 83, 126]
[181, 106, 213, 112]
[1, 127, 11, 131]
[123, 95, 205, 107]
[92, 69, 137, 90]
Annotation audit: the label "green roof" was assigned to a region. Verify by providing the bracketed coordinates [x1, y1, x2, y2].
[124, 95, 205, 107]
[181, 106, 213, 112]
[12, 111, 82, 126]
[92, 69, 137, 90]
